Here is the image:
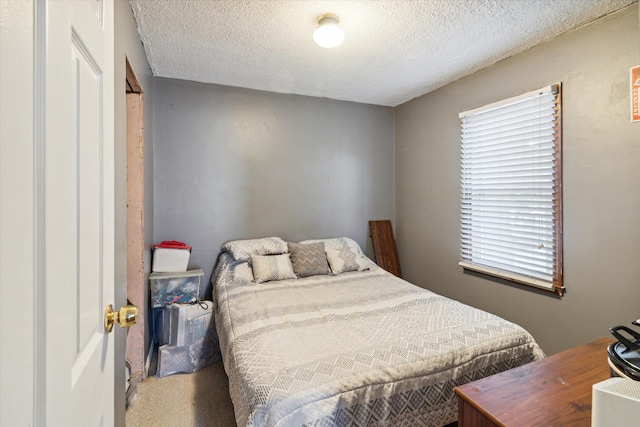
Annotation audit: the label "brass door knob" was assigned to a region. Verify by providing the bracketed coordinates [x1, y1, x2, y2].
[104, 304, 138, 333]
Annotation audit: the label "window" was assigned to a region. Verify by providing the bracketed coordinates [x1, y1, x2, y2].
[459, 84, 563, 295]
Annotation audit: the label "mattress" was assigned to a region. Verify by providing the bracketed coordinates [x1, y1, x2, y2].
[212, 250, 544, 426]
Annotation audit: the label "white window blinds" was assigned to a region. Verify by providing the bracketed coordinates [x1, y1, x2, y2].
[459, 84, 563, 295]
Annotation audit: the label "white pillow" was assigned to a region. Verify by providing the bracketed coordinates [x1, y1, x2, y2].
[221, 237, 287, 261]
[325, 248, 369, 274]
[299, 237, 369, 274]
[251, 254, 296, 284]
[232, 261, 254, 282]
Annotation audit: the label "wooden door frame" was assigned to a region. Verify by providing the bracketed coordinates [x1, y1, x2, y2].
[125, 58, 146, 387]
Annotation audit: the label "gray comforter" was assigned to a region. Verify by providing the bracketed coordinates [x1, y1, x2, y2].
[212, 253, 544, 426]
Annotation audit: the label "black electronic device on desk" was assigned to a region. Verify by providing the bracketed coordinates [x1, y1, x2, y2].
[608, 319, 640, 381]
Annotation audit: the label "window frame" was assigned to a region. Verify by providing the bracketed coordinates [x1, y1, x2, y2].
[459, 84, 564, 296]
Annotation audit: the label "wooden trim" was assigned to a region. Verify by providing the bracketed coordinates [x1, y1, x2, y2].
[126, 91, 145, 382]
[458, 261, 564, 296]
[125, 58, 142, 94]
[124, 56, 145, 381]
[553, 83, 563, 296]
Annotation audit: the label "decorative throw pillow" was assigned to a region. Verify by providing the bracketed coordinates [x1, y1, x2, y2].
[233, 261, 254, 282]
[251, 254, 296, 284]
[221, 237, 288, 261]
[325, 248, 369, 274]
[299, 237, 370, 274]
[288, 242, 330, 278]
[299, 237, 364, 257]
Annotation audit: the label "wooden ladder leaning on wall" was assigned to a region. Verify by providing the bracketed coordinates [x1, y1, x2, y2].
[369, 220, 402, 278]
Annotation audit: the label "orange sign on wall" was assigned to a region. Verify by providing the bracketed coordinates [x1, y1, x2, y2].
[632, 65, 640, 123]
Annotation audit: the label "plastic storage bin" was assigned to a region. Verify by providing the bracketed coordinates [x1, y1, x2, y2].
[149, 269, 203, 308]
[152, 240, 191, 272]
[162, 301, 213, 346]
[157, 335, 219, 377]
[156, 301, 220, 377]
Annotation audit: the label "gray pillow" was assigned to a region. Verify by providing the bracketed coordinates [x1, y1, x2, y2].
[288, 242, 330, 278]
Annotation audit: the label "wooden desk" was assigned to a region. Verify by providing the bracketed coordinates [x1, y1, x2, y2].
[454, 337, 614, 426]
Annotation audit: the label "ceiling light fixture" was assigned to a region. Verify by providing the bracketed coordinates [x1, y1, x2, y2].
[313, 13, 344, 48]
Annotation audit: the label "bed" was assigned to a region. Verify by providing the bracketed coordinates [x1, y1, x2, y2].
[211, 237, 545, 426]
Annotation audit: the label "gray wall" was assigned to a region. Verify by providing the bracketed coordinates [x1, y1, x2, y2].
[115, 0, 154, 422]
[395, 5, 639, 355]
[153, 78, 395, 295]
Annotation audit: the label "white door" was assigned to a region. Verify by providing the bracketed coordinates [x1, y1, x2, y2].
[45, 0, 116, 425]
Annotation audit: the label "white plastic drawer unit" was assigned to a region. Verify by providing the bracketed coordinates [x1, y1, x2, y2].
[149, 269, 204, 308]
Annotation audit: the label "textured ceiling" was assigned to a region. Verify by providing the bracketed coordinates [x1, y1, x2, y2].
[130, 0, 636, 107]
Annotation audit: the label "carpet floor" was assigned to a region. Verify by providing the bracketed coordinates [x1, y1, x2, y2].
[125, 356, 458, 427]
[125, 359, 237, 427]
